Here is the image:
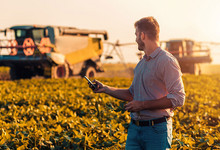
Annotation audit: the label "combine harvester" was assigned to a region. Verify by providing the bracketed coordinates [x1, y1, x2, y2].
[161, 39, 212, 75]
[0, 25, 108, 79]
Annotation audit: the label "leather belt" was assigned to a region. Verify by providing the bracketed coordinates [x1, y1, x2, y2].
[131, 117, 169, 126]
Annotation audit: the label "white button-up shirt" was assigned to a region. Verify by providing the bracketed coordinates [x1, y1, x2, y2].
[129, 47, 185, 120]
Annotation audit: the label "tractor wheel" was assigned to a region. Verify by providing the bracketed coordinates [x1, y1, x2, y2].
[82, 66, 96, 78]
[51, 63, 69, 78]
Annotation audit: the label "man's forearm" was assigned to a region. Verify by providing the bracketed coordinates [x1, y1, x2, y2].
[142, 96, 173, 110]
[104, 86, 133, 102]
[125, 96, 173, 112]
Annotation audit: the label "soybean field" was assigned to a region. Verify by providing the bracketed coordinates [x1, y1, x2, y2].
[0, 75, 220, 149]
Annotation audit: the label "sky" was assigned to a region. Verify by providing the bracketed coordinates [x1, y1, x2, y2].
[1, 0, 220, 64]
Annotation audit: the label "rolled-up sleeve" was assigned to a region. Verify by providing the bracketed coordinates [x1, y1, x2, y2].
[163, 58, 185, 108]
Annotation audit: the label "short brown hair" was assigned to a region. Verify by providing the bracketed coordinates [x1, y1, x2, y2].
[134, 17, 160, 41]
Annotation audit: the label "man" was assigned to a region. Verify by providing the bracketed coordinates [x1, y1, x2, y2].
[91, 17, 185, 150]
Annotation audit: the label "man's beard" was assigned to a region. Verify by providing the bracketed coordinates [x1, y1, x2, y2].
[137, 40, 145, 51]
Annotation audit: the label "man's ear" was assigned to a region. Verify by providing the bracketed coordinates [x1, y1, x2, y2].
[141, 32, 145, 40]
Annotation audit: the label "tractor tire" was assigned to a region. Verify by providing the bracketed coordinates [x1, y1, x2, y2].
[82, 66, 96, 78]
[51, 63, 69, 78]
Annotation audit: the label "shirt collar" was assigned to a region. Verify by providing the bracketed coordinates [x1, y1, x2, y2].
[143, 47, 161, 61]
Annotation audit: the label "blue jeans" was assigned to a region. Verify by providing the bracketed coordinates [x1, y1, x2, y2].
[125, 118, 172, 150]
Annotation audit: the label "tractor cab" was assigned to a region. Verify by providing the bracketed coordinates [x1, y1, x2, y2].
[13, 27, 43, 44]
[165, 39, 209, 58]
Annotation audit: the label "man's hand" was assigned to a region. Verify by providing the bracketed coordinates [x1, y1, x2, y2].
[125, 100, 144, 112]
[89, 80, 133, 102]
[91, 80, 106, 93]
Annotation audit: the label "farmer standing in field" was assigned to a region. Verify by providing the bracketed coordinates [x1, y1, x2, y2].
[91, 16, 185, 150]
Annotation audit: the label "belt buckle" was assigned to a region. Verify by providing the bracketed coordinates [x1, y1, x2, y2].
[151, 120, 154, 126]
[135, 120, 139, 126]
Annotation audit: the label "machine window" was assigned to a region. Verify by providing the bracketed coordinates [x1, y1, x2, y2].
[32, 29, 44, 43]
[16, 30, 26, 38]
